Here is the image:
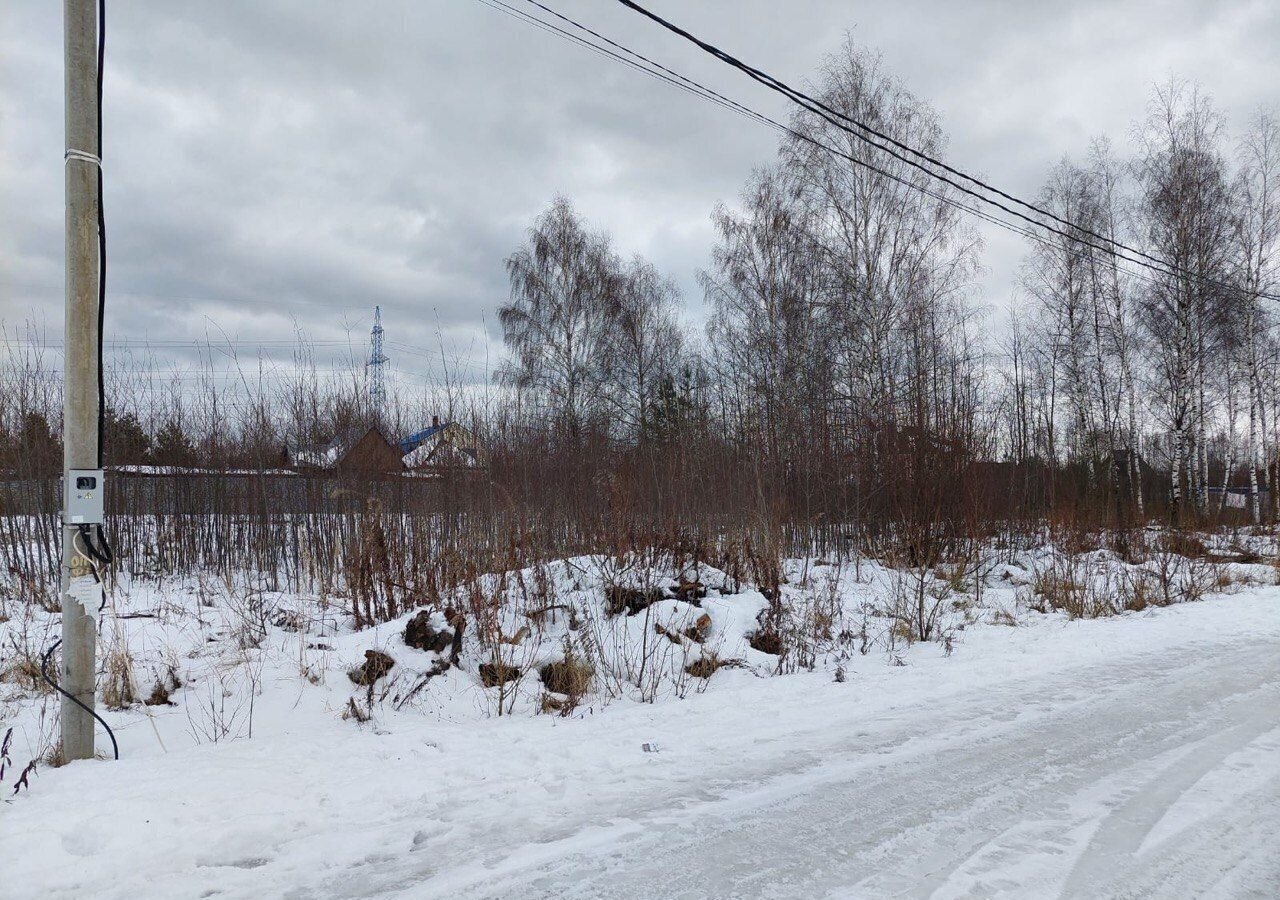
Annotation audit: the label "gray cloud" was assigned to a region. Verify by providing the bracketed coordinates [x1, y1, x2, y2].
[2, 0, 1277, 384]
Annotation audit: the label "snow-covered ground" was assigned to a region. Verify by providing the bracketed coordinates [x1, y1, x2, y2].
[1, 549, 1278, 898]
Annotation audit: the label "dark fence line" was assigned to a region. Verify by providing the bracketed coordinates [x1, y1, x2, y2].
[0, 453, 1249, 627]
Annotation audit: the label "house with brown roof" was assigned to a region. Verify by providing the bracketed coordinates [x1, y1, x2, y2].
[286, 427, 405, 474]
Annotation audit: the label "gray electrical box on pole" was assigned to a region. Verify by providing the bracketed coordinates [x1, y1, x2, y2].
[66, 469, 106, 524]
[61, 0, 102, 762]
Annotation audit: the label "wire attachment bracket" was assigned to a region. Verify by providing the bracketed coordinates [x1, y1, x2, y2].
[64, 147, 102, 168]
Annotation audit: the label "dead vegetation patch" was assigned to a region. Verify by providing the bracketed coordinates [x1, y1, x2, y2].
[348, 649, 395, 686]
[604, 585, 665, 617]
[101, 646, 137, 711]
[1, 655, 47, 693]
[479, 661, 521, 688]
[1159, 532, 1209, 559]
[684, 613, 712, 643]
[403, 610, 453, 653]
[145, 679, 174, 706]
[748, 629, 783, 655]
[990, 608, 1018, 627]
[654, 622, 684, 645]
[684, 653, 744, 679]
[539, 656, 593, 696]
[674, 580, 706, 603]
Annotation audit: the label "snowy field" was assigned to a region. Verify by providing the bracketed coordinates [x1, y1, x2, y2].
[1, 546, 1278, 898]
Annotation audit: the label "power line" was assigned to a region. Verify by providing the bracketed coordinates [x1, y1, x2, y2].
[24, 366, 474, 382]
[499, 0, 774, 125]
[501, 0, 1258, 302]
[472, 0, 771, 130]
[11, 339, 359, 351]
[8, 340, 488, 376]
[504, 0, 1012, 237]
[477, 0, 1187, 299]
[611, 1, 1161, 274]
[611, 0, 1280, 303]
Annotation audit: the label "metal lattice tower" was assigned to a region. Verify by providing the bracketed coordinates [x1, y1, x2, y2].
[367, 305, 389, 411]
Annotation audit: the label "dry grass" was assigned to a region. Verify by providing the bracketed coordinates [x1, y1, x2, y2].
[1118, 571, 1159, 611]
[100, 646, 137, 711]
[539, 648, 593, 716]
[1, 654, 47, 693]
[684, 652, 725, 679]
[1033, 560, 1118, 619]
[1159, 531, 1210, 559]
[990, 608, 1018, 627]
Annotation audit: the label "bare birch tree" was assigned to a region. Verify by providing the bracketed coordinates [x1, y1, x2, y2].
[1135, 81, 1234, 522]
[1233, 111, 1280, 521]
[499, 197, 615, 441]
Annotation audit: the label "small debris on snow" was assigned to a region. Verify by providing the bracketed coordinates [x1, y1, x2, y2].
[403, 610, 453, 654]
[479, 661, 521, 687]
[349, 650, 395, 685]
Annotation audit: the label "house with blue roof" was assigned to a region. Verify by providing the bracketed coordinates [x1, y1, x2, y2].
[399, 416, 486, 470]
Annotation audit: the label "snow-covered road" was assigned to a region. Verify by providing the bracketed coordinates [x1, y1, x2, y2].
[4, 593, 1278, 899]
[478, 640, 1280, 900]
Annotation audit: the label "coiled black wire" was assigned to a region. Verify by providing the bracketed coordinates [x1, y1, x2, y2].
[41, 639, 120, 761]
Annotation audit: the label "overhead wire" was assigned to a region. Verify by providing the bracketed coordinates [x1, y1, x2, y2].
[475, 0, 1188, 299]
[610, 0, 1278, 303]
[491, 3, 1165, 295]
[472, 0, 773, 130]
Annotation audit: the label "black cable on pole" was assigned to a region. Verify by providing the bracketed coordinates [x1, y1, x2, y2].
[95, 0, 115, 572]
[482, 0, 1182, 298]
[41, 640, 119, 761]
[612, 0, 1280, 303]
[79, 523, 114, 569]
[96, 0, 106, 468]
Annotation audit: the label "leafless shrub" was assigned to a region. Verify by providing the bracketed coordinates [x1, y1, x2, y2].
[184, 661, 261, 744]
[343, 696, 371, 724]
[1117, 568, 1159, 612]
[1032, 556, 1119, 619]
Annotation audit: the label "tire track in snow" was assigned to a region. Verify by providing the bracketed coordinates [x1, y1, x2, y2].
[1058, 717, 1280, 899]
[382, 640, 1280, 900]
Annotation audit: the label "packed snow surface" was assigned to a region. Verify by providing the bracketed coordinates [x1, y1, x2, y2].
[2, 582, 1277, 899]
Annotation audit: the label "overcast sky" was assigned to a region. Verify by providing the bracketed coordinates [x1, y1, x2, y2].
[2, 0, 1277, 389]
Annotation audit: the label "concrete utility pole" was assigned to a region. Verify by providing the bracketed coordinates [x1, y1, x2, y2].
[61, 0, 102, 762]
